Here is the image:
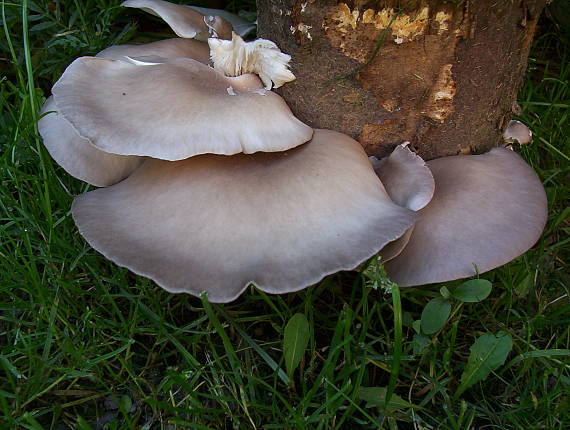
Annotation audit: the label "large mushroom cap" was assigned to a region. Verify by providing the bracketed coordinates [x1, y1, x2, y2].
[72, 129, 418, 302]
[51, 56, 312, 160]
[384, 147, 548, 286]
[39, 38, 211, 186]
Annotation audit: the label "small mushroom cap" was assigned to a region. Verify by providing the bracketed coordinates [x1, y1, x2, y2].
[189, 6, 256, 38]
[51, 56, 313, 160]
[373, 143, 435, 211]
[96, 37, 210, 63]
[122, 0, 214, 40]
[384, 148, 548, 286]
[72, 129, 418, 303]
[38, 97, 143, 187]
[372, 144, 434, 263]
[503, 120, 533, 145]
[38, 38, 210, 186]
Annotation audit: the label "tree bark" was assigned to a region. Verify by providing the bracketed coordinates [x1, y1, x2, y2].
[257, 0, 546, 160]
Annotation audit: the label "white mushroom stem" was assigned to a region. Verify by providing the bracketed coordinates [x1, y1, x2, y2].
[208, 33, 296, 90]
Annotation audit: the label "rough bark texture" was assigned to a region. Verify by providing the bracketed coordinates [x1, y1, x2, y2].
[257, 0, 546, 159]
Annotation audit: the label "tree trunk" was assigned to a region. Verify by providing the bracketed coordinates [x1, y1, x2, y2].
[256, 0, 546, 160]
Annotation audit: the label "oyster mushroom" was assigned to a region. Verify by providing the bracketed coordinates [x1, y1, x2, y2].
[38, 0, 549, 302]
[39, 36, 212, 186]
[122, 0, 233, 40]
[72, 130, 418, 302]
[38, 97, 143, 187]
[503, 119, 533, 145]
[372, 144, 435, 262]
[96, 37, 211, 64]
[50, 56, 312, 160]
[382, 147, 548, 286]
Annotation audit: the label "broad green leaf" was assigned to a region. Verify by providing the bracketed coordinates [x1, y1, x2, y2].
[421, 297, 451, 334]
[514, 274, 532, 297]
[30, 21, 57, 32]
[402, 311, 414, 327]
[119, 394, 132, 415]
[75, 416, 94, 430]
[283, 313, 310, 378]
[440, 286, 451, 299]
[450, 279, 492, 303]
[456, 332, 513, 397]
[412, 320, 422, 335]
[357, 387, 413, 411]
[412, 334, 431, 355]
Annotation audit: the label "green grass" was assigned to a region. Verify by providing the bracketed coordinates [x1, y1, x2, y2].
[1, 1, 569, 429]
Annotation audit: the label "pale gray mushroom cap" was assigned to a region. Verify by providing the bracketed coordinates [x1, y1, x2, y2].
[384, 148, 548, 286]
[189, 6, 256, 38]
[39, 38, 210, 186]
[72, 129, 418, 302]
[503, 120, 533, 145]
[373, 144, 435, 262]
[374, 143, 435, 211]
[121, 0, 225, 40]
[38, 97, 143, 187]
[51, 56, 313, 160]
[96, 37, 210, 63]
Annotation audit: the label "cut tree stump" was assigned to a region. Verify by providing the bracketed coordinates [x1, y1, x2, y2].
[257, 0, 547, 159]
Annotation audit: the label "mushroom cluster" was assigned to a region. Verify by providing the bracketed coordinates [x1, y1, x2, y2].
[39, 0, 548, 302]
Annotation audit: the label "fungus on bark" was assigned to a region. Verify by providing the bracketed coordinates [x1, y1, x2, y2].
[38, 0, 549, 302]
[379, 148, 548, 286]
[72, 130, 417, 302]
[51, 56, 311, 160]
[122, 0, 232, 40]
[503, 120, 533, 145]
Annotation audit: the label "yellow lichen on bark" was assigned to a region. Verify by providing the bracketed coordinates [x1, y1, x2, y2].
[362, 7, 429, 44]
[424, 64, 456, 122]
[327, 3, 359, 33]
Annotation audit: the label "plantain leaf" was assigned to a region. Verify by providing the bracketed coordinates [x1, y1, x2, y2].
[357, 386, 413, 411]
[451, 279, 492, 303]
[456, 332, 513, 397]
[421, 297, 451, 334]
[283, 313, 310, 379]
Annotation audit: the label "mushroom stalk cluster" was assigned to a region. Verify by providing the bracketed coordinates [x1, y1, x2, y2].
[39, 0, 548, 302]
